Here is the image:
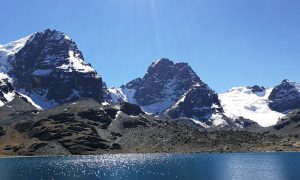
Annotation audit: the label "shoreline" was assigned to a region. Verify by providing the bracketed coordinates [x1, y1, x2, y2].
[1, 150, 300, 158]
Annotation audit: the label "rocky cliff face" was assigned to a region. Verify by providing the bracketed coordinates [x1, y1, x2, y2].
[1, 29, 103, 108]
[269, 80, 300, 113]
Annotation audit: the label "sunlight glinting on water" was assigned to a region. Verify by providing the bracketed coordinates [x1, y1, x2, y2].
[0, 153, 298, 180]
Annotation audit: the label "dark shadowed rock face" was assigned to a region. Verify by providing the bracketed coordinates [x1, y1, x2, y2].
[0, 126, 5, 137]
[8, 29, 103, 108]
[269, 80, 300, 113]
[271, 109, 300, 136]
[167, 84, 223, 122]
[248, 85, 265, 94]
[234, 117, 262, 131]
[120, 102, 145, 116]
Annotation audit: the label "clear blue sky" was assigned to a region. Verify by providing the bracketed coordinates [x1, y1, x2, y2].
[1, 0, 300, 93]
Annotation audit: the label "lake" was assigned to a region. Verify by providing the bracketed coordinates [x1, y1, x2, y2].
[0, 153, 299, 180]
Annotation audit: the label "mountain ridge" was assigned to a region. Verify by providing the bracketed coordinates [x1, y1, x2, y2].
[1, 29, 300, 129]
[1, 29, 300, 155]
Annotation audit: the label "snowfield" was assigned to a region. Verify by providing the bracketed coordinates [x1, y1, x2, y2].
[219, 87, 284, 127]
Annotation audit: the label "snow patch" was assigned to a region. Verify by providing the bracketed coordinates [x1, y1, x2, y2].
[150, 59, 162, 68]
[107, 88, 127, 103]
[57, 50, 95, 73]
[0, 73, 12, 82]
[210, 113, 228, 127]
[190, 119, 210, 128]
[141, 98, 175, 115]
[18, 89, 59, 109]
[107, 87, 137, 104]
[219, 86, 284, 127]
[19, 93, 42, 109]
[0, 73, 15, 106]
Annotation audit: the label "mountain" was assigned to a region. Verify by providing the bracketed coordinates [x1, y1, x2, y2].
[113, 58, 202, 113]
[2, 29, 300, 130]
[107, 58, 237, 128]
[269, 80, 300, 113]
[0, 29, 103, 109]
[219, 86, 284, 127]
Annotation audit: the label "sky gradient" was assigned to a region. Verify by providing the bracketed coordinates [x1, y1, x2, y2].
[1, 0, 300, 93]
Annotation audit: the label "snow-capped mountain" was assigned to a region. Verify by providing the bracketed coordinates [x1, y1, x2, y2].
[219, 86, 284, 127]
[2, 29, 300, 130]
[107, 58, 235, 128]
[0, 29, 103, 108]
[269, 80, 300, 113]
[107, 58, 202, 113]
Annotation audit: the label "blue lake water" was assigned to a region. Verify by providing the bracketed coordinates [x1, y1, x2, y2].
[0, 153, 299, 180]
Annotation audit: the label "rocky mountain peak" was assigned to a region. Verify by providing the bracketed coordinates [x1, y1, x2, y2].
[4, 29, 103, 109]
[106, 58, 232, 128]
[10, 29, 96, 74]
[269, 80, 300, 113]
[124, 59, 203, 114]
[146, 58, 199, 83]
[281, 79, 290, 84]
[43, 29, 71, 40]
[149, 58, 174, 69]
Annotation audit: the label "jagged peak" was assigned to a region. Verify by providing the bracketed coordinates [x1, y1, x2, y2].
[281, 79, 290, 84]
[39, 29, 72, 41]
[0, 29, 73, 59]
[10, 29, 96, 74]
[146, 58, 199, 80]
[275, 79, 300, 91]
[150, 58, 174, 68]
[279, 79, 300, 88]
[149, 58, 192, 70]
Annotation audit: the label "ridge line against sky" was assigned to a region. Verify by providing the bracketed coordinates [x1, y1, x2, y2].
[0, 0, 300, 93]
